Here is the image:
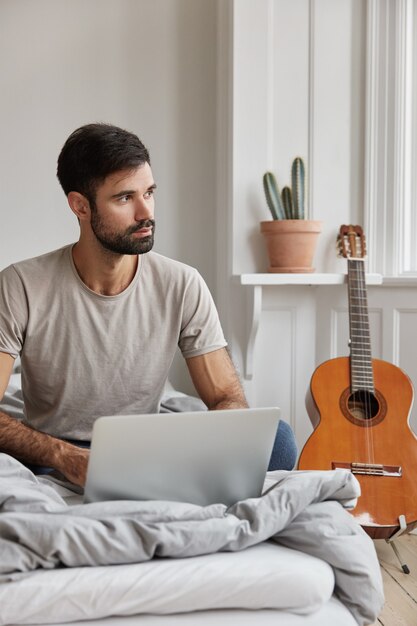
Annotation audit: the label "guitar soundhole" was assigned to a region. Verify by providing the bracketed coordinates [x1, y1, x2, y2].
[340, 388, 387, 427]
[348, 390, 379, 421]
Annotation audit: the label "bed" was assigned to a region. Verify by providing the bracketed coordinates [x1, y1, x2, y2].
[0, 374, 384, 626]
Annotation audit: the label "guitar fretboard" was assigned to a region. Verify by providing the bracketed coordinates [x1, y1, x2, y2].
[347, 259, 374, 392]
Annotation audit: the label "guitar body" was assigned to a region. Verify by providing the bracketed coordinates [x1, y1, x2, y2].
[298, 356, 417, 539]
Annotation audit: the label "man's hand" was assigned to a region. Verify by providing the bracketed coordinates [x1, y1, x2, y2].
[53, 442, 90, 487]
[0, 409, 90, 488]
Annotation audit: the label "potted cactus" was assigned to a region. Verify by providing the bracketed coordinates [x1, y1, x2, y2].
[261, 157, 322, 273]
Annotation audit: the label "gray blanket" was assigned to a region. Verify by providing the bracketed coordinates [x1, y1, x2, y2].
[0, 454, 384, 625]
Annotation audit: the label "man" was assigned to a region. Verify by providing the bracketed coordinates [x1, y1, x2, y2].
[0, 123, 296, 487]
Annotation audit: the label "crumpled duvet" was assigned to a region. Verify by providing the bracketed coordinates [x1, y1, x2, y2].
[0, 453, 384, 625]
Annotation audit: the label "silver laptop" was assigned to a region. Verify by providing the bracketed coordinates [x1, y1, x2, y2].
[84, 407, 280, 506]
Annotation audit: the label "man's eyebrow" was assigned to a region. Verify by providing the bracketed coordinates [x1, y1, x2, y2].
[110, 184, 157, 199]
[111, 189, 136, 199]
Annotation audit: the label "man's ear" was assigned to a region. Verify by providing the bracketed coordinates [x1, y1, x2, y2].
[67, 191, 91, 221]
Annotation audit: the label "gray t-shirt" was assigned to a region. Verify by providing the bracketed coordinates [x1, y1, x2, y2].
[0, 245, 226, 439]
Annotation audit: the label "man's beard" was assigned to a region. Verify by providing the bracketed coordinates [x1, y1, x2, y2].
[90, 213, 155, 255]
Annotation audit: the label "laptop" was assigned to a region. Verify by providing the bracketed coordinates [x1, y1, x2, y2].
[84, 407, 280, 506]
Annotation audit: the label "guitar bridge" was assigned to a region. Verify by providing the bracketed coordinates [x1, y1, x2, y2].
[332, 462, 402, 477]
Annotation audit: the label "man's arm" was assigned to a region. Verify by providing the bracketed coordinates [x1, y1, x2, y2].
[186, 347, 248, 410]
[0, 352, 89, 487]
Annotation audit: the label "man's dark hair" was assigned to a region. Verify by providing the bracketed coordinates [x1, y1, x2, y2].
[57, 123, 151, 203]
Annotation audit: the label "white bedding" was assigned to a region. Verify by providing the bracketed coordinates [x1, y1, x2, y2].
[0, 456, 384, 626]
[42, 599, 358, 626]
[0, 542, 338, 625]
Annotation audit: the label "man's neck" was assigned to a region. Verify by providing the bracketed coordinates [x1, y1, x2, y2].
[72, 240, 139, 296]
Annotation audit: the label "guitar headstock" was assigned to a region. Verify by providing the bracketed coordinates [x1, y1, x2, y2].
[337, 225, 366, 260]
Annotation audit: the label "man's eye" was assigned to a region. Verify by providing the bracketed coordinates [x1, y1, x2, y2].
[144, 189, 155, 199]
[119, 195, 131, 203]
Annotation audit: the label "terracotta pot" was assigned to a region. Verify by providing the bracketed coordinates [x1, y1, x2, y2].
[260, 220, 323, 273]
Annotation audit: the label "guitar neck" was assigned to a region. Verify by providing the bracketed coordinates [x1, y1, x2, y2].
[347, 258, 374, 392]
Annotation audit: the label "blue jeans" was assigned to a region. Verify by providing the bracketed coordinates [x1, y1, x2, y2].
[268, 420, 298, 471]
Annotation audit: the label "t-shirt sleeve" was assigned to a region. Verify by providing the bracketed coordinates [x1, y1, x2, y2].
[178, 270, 227, 358]
[0, 266, 28, 358]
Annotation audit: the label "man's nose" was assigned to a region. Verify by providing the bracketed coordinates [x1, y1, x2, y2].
[134, 198, 153, 221]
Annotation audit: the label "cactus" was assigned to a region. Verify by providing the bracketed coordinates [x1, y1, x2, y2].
[281, 186, 293, 219]
[262, 172, 286, 220]
[263, 157, 306, 219]
[291, 157, 305, 219]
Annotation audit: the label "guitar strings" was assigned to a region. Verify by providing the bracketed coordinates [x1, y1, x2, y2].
[355, 240, 375, 465]
[348, 253, 357, 420]
[348, 233, 375, 467]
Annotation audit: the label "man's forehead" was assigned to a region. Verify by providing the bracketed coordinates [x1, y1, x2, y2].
[104, 164, 154, 189]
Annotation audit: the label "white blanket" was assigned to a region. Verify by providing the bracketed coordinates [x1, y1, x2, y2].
[0, 454, 384, 625]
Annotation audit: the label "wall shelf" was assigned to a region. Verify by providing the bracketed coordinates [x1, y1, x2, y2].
[240, 273, 383, 286]
[381, 277, 417, 287]
[237, 273, 383, 380]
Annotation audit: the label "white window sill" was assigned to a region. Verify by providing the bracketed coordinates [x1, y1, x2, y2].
[239, 273, 383, 286]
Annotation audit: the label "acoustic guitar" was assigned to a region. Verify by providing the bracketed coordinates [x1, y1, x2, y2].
[298, 225, 417, 540]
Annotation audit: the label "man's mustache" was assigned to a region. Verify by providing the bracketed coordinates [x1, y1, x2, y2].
[127, 219, 155, 235]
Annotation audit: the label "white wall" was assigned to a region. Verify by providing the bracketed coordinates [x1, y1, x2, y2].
[0, 0, 218, 277]
[0, 0, 219, 274]
[0, 0, 218, 392]
[230, 0, 366, 277]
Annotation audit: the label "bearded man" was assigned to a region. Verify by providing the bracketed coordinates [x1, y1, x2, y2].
[0, 123, 297, 487]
